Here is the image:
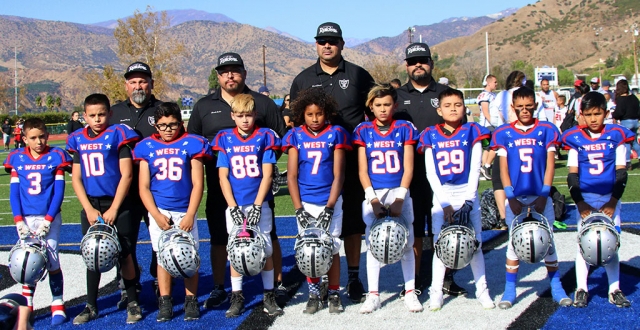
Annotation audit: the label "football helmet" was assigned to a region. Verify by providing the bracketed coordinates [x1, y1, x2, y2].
[80, 223, 121, 273]
[368, 215, 409, 265]
[578, 213, 620, 266]
[157, 227, 200, 278]
[435, 223, 479, 270]
[294, 222, 334, 278]
[510, 211, 553, 263]
[8, 235, 49, 285]
[227, 224, 267, 276]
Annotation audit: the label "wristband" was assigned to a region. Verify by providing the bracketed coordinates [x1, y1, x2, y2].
[365, 187, 378, 203]
[540, 185, 551, 197]
[395, 187, 408, 200]
[504, 186, 515, 199]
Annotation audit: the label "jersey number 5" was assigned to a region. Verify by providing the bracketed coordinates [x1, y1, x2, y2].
[588, 153, 604, 175]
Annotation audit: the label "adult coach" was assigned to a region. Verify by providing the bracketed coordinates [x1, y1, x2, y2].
[289, 22, 375, 303]
[110, 61, 164, 307]
[187, 53, 286, 308]
[394, 42, 466, 296]
[66, 111, 84, 134]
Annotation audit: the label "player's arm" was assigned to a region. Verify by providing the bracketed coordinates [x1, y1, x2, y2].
[358, 146, 385, 218]
[102, 148, 133, 225]
[480, 101, 491, 125]
[138, 159, 171, 230]
[389, 144, 413, 217]
[286, 147, 303, 210]
[181, 158, 205, 232]
[8, 168, 30, 236]
[71, 161, 101, 225]
[499, 149, 523, 215]
[219, 167, 237, 207]
[325, 148, 346, 209]
[532, 148, 556, 214]
[424, 147, 454, 221]
[466, 142, 483, 197]
[254, 161, 274, 206]
[601, 144, 628, 220]
[44, 168, 66, 222]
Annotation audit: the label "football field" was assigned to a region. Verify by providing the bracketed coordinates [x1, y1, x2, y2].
[1, 146, 640, 329]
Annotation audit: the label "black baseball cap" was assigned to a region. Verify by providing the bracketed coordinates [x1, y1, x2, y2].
[315, 22, 342, 39]
[215, 52, 245, 70]
[124, 62, 152, 79]
[405, 43, 431, 60]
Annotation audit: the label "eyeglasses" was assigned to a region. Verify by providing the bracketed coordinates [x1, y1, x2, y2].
[406, 57, 431, 66]
[316, 38, 340, 46]
[156, 122, 181, 131]
[514, 105, 537, 112]
[217, 68, 243, 76]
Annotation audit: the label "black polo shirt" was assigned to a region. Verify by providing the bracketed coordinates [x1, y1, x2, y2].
[186, 86, 287, 142]
[289, 57, 375, 132]
[394, 80, 450, 132]
[110, 95, 163, 138]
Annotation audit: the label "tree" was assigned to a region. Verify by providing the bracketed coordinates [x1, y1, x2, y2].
[86, 65, 128, 103]
[363, 59, 402, 84]
[35, 95, 42, 108]
[55, 96, 62, 111]
[208, 67, 219, 91]
[112, 6, 187, 98]
[45, 95, 54, 111]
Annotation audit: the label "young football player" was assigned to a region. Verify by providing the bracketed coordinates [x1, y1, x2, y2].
[283, 88, 349, 314]
[554, 95, 567, 130]
[213, 94, 283, 318]
[417, 88, 494, 311]
[561, 92, 633, 308]
[66, 94, 143, 324]
[477, 74, 497, 180]
[134, 102, 212, 321]
[353, 84, 421, 313]
[490, 87, 572, 309]
[3, 118, 72, 326]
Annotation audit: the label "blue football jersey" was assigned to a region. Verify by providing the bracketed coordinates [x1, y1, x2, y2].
[282, 125, 351, 205]
[417, 122, 490, 185]
[4, 146, 72, 218]
[491, 120, 560, 196]
[133, 133, 213, 212]
[561, 124, 634, 195]
[66, 124, 140, 198]
[213, 127, 281, 206]
[353, 120, 418, 189]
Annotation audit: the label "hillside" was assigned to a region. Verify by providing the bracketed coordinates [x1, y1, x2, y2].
[92, 9, 236, 29]
[432, 0, 640, 74]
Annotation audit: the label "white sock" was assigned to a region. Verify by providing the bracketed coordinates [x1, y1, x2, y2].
[231, 275, 243, 292]
[401, 247, 415, 291]
[366, 250, 381, 293]
[575, 247, 590, 291]
[431, 253, 447, 291]
[604, 254, 620, 293]
[261, 269, 274, 291]
[470, 249, 488, 292]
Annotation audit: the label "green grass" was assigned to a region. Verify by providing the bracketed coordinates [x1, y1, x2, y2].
[3, 149, 640, 226]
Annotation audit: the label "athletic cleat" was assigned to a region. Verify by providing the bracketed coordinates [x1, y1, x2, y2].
[204, 286, 228, 309]
[551, 285, 572, 307]
[117, 291, 128, 310]
[275, 283, 288, 307]
[497, 219, 508, 231]
[225, 291, 245, 318]
[126, 301, 143, 324]
[499, 285, 516, 310]
[573, 289, 588, 308]
[359, 294, 381, 314]
[184, 295, 200, 321]
[328, 292, 344, 314]
[400, 288, 423, 300]
[303, 294, 323, 314]
[346, 278, 366, 303]
[477, 288, 495, 309]
[72, 305, 98, 325]
[443, 272, 467, 296]
[480, 165, 492, 180]
[404, 291, 424, 313]
[428, 288, 443, 311]
[263, 290, 284, 316]
[156, 295, 173, 322]
[320, 278, 329, 302]
[609, 290, 631, 307]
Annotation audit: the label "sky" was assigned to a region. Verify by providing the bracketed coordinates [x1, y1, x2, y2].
[0, 0, 535, 41]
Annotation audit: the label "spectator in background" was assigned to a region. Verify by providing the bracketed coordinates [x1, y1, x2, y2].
[573, 82, 591, 126]
[390, 79, 401, 89]
[13, 118, 24, 149]
[612, 79, 640, 170]
[280, 94, 294, 129]
[66, 111, 84, 134]
[2, 118, 11, 151]
[438, 77, 449, 86]
[602, 80, 614, 101]
[259, 86, 270, 97]
[590, 77, 603, 93]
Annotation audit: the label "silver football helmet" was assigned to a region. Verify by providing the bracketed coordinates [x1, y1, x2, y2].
[227, 224, 267, 276]
[510, 211, 553, 264]
[158, 227, 200, 278]
[294, 221, 334, 278]
[435, 223, 479, 270]
[368, 215, 409, 265]
[578, 213, 620, 266]
[8, 235, 49, 285]
[80, 223, 121, 273]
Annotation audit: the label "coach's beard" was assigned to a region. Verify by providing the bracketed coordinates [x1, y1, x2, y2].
[131, 90, 148, 104]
